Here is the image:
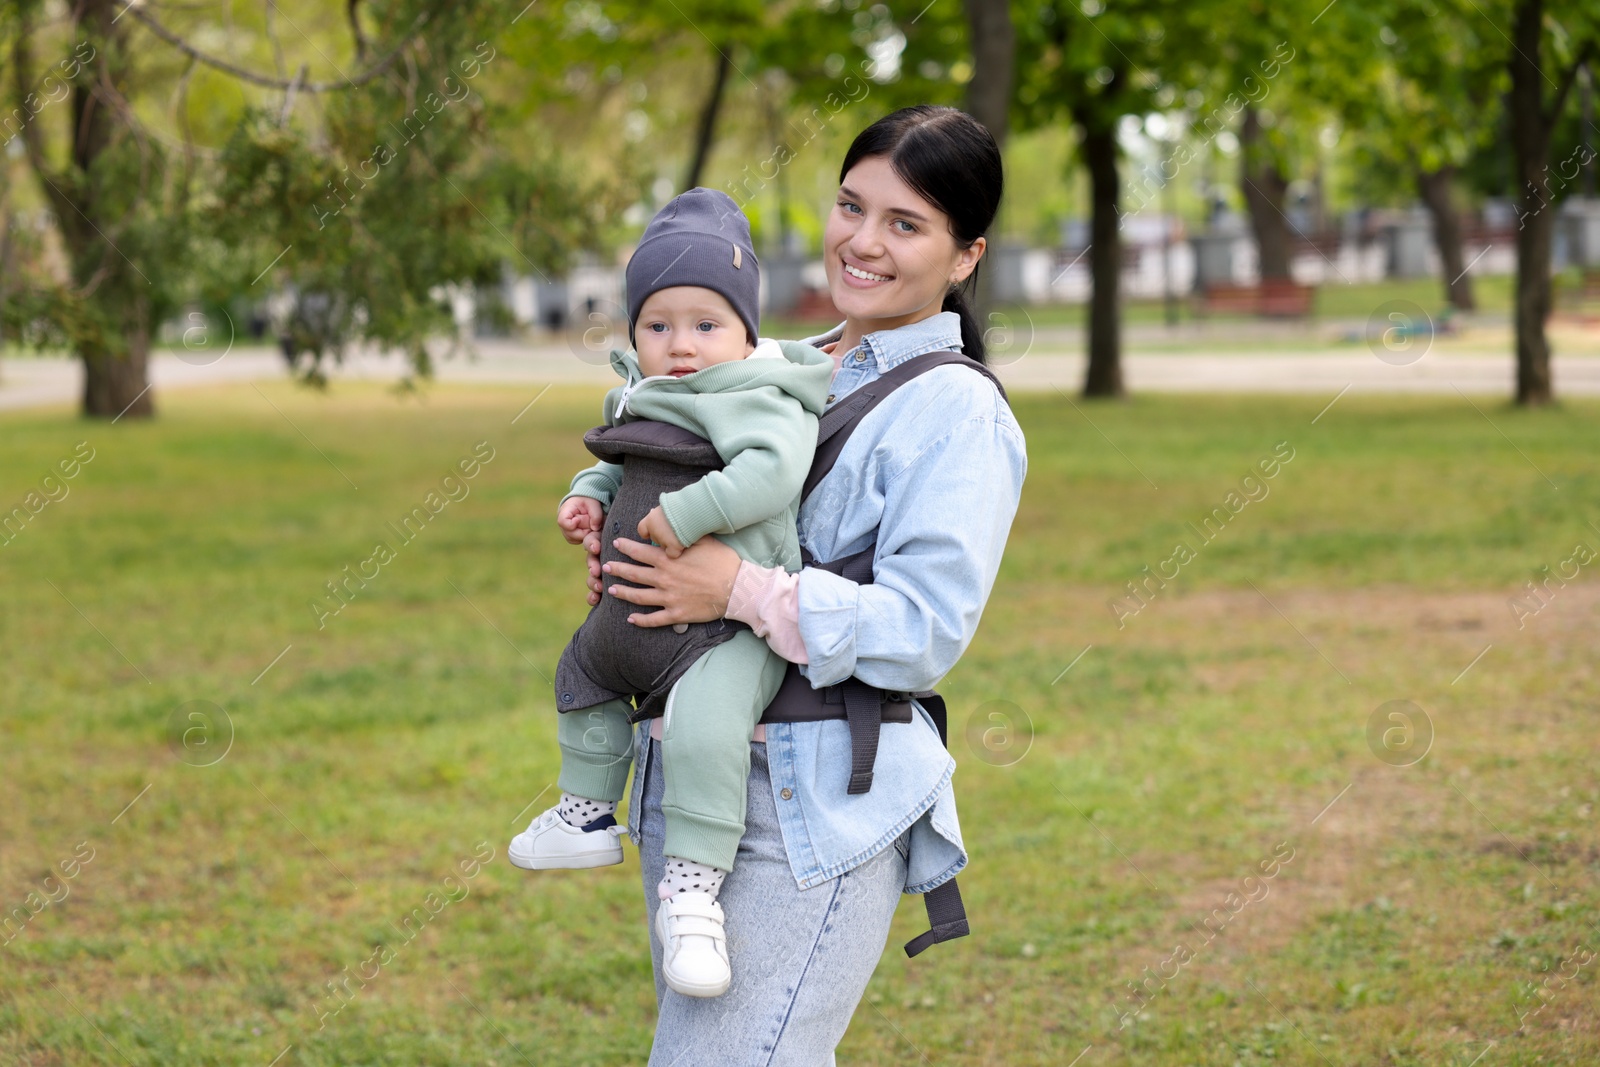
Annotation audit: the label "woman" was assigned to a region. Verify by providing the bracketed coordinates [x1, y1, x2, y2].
[593, 105, 1026, 1064]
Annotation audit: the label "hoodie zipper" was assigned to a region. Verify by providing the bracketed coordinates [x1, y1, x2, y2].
[615, 341, 781, 415]
[615, 373, 680, 417]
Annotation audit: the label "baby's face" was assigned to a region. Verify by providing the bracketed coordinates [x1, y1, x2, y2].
[634, 286, 754, 379]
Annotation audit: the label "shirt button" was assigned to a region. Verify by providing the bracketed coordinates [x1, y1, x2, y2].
[855, 352, 867, 363]
[825, 394, 835, 404]
[780, 788, 793, 800]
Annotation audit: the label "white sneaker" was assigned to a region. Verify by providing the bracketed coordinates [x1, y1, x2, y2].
[507, 807, 625, 870]
[655, 891, 731, 998]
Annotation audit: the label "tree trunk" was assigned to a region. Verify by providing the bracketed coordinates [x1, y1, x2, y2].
[1508, 0, 1553, 405]
[1239, 107, 1292, 281]
[1513, 205, 1557, 405]
[15, 0, 157, 419]
[79, 292, 154, 418]
[684, 47, 732, 191]
[1081, 122, 1123, 398]
[72, 0, 156, 419]
[0, 198, 13, 349]
[963, 0, 1014, 147]
[964, 0, 1015, 321]
[1416, 165, 1476, 311]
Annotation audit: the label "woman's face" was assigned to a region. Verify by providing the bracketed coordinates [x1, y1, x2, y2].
[823, 154, 984, 335]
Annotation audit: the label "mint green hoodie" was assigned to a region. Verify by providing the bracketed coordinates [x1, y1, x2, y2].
[561, 339, 834, 573]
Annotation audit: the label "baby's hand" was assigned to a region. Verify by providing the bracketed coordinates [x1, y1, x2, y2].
[637, 505, 688, 558]
[558, 496, 605, 545]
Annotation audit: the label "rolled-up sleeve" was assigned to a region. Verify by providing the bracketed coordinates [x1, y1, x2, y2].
[726, 559, 808, 664]
[796, 412, 1026, 690]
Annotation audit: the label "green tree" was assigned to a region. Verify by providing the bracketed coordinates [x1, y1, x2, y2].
[1209, 2, 1351, 285]
[5, 0, 191, 418]
[1500, 0, 1595, 405]
[1, 0, 633, 417]
[1333, 1, 1503, 311]
[688, 0, 970, 248]
[964, 0, 1016, 320]
[1015, 0, 1215, 397]
[211, 4, 638, 382]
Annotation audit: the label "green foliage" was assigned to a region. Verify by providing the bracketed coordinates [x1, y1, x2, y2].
[210, 2, 647, 381]
[0, 1, 196, 360]
[1014, 0, 1218, 136]
[1326, 0, 1507, 205]
[2, 0, 650, 386]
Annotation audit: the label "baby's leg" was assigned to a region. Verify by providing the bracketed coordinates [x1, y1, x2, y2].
[509, 696, 635, 872]
[658, 630, 787, 879]
[652, 631, 786, 997]
[556, 696, 636, 822]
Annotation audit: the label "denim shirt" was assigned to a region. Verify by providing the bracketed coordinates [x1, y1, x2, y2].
[628, 311, 1028, 895]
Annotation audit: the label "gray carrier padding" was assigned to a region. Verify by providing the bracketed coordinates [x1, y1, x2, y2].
[554, 419, 751, 723]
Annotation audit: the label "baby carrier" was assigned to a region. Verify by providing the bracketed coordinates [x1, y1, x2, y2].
[553, 419, 757, 723]
[564, 350, 1009, 959]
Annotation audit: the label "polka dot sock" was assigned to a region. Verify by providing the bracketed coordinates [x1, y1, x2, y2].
[556, 792, 617, 830]
[657, 856, 729, 901]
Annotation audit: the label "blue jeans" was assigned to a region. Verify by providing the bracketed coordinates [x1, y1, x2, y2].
[635, 737, 908, 1066]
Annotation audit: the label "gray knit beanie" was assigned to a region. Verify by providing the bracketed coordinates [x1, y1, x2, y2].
[626, 188, 760, 346]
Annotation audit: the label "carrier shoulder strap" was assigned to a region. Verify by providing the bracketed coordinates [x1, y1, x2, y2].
[796, 349, 1001, 957]
[801, 350, 1008, 505]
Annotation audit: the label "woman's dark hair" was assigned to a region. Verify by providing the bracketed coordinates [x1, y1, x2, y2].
[839, 105, 1003, 364]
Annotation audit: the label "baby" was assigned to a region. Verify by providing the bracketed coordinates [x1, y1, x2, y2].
[508, 189, 832, 998]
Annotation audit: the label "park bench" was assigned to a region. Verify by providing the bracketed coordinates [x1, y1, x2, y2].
[1197, 279, 1316, 318]
[1258, 279, 1316, 317]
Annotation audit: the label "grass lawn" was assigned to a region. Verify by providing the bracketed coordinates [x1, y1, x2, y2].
[1, 382, 1597, 1066]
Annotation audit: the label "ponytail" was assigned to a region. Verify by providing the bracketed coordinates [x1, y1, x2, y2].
[944, 271, 987, 365]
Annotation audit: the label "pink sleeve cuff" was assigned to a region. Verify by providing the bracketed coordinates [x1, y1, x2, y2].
[726, 559, 808, 664]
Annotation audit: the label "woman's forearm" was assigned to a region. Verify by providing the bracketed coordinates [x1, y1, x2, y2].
[725, 560, 808, 664]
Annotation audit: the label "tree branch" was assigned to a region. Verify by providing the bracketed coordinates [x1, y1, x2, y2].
[174, 55, 198, 204]
[92, 59, 156, 199]
[127, 5, 430, 92]
[347, 0, 370, 61]
[684, 46, 732, 191]
[279, 63, 308, 124]
[1545, 38, 1597, 129]
[9, 25, 77, 223]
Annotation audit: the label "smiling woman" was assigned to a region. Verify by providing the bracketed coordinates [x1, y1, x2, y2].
[588, 106, 1028, 1064]
[825, 109, 1004, 363]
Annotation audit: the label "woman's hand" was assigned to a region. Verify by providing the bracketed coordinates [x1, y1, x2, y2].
[602, 535, 742, 627]
[583, 531, 604, 607]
